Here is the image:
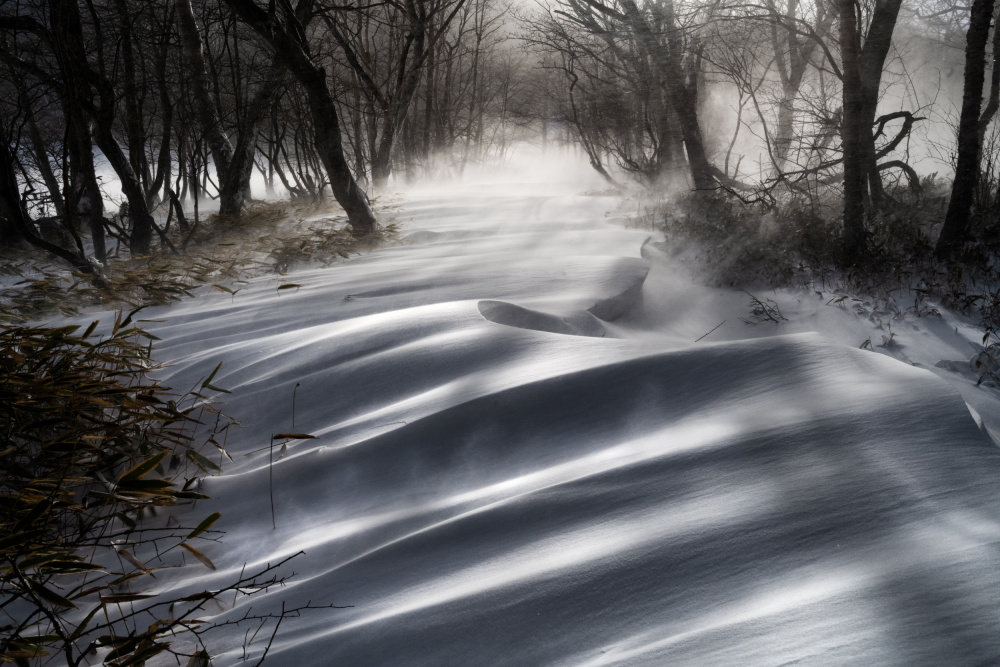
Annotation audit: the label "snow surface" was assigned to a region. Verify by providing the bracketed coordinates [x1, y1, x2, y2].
[80, 164, 1000, 664]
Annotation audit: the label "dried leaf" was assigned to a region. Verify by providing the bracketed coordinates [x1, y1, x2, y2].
[180, 543, 216, 570]
[201, 362, 223, 390]
[118, 550, 152, 574]
[186, 512, 221, 539]
[186, 449, 222, 472]
[186, 649, 210, 667]
[27, 580, 76, 609]
[118, 450, 168, 483]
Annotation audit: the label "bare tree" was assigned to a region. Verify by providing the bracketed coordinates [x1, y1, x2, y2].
[222, 0, 377, 235]
[840, 0, 866, 259]
[324, 0, 468, 187]
[937, 0, 996, 259]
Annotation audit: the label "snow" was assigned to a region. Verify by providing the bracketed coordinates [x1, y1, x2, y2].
[72, 158, 1000, 663]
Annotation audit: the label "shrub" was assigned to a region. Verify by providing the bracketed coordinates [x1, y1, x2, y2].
[0, 314, 233, 666]
[0, 201, 400, 324]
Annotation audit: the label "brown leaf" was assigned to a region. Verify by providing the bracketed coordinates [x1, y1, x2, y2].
[180, 543, 216, 570]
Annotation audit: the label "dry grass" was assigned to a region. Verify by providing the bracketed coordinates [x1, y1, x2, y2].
[0, 200, 400, 323]
[0, 315, 234, 665]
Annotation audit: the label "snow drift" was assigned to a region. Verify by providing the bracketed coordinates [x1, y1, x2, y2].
[126, 182, 1000, 665]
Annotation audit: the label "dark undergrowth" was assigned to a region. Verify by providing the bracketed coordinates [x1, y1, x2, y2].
[0, 200, 399, 324]
[1, 315, 227, 665]
[0, 316, 332, 666]
[643, 175, 1000, 385]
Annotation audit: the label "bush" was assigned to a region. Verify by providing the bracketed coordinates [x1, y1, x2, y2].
[0, 200, 401, 324]
[0, 314, 233, 666]
[646, 185, 951, 291]
[647, 191, 842, 286]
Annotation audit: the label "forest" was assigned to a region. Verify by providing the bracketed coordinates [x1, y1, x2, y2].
[0, 0, 996, 270]
[5, 0, 1000, 665]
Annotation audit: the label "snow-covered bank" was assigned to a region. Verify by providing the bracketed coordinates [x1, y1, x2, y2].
[116, 180, 1000, 665]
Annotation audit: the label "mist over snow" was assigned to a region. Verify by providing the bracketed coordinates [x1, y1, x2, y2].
[66, 154, 1000, 665]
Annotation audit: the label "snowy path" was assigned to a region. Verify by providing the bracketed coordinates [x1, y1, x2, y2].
[140, 181, 1000, 665]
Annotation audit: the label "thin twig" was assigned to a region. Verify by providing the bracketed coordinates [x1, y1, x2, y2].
[254, 601, 285, 666]
[269, 434, 276, 530]
[695, 320, 726, 342]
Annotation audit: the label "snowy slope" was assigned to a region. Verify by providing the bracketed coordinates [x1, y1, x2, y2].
[120, 170, 1000, 665]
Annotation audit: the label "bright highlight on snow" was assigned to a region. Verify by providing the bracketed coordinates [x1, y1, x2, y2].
[115, 169, 1000, 666]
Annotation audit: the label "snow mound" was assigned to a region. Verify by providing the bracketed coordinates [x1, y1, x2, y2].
[117, 185, 1000, 666]
[403, 229, 496, 244]
[586, 259, 648, 320]
[475, 261, 647, 337]
[206, 334, 1000, 666]
[478, 299, 609, 337]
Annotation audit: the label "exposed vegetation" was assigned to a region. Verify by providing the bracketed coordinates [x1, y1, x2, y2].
[643, 175, 1000, 385]
[0, 201, 399, 323]
[0, 314, 230, 664]
[0, 315, 335, 665]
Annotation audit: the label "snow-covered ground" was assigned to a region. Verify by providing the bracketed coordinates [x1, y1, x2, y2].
[95, 160, 1000, 665]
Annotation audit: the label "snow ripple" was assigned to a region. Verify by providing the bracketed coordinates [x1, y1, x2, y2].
[129, 188, 1000, 666]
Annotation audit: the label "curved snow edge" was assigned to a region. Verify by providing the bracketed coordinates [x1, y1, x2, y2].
[477, 300, 608, 337]
[587, 259, 649, 321]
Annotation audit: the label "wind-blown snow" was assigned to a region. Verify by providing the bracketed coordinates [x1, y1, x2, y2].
[115, 175, 1000, 665]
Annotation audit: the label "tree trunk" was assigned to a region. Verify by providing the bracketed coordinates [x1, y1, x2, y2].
[69, 115, 108, 263]
[45, 0, 157, 257]
[840, 0, 866, 260]
[769, 0, 832, 174]
[177, 0, 234, 188]
[147, 21, 174, 206]
[223, 0, 377, 235]
[857, 0, 903, 207]
[115, 0, 149, 195]
[937, 0, 996, 260]
[303, 69, 377, 234]
[670, 80, 714, 190]
[0, 138, 25, 246]
[370, 131, 394, 188]
[47, 0, 108, 263]
[977, 7, 1000, 152]
[772, 65, 810, 173]
[0, 137, 98, 274]
[91, 124, 155, 256]
[422, 46, 436, 170]
[219, 58, 285, 215]
[371, 77, 423, 189]
[18, 87, 66, 217]
[371, 32, 420, 189]
[351, 71, 368, 185]
[618, 0, 714, 189]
